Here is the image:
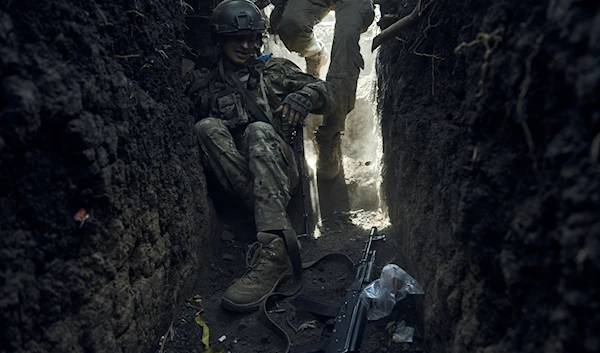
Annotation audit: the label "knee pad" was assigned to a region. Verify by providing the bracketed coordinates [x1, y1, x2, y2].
[246, 121, 276, 139]
[195, 117, 224, 138]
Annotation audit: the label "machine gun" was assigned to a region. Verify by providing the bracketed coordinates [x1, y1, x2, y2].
[289, 227, 386, 353]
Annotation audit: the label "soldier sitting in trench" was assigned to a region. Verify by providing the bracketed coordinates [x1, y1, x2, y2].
[184, 0, 336, 312]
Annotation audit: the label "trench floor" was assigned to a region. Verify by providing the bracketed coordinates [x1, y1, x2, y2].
[156, 168, 424, 353]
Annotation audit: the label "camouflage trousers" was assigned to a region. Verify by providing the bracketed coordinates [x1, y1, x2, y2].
[271, 0, 375, 131]
[195, 118, 297, 232]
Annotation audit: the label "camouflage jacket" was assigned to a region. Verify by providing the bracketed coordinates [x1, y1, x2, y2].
[183, 57, 337, 142]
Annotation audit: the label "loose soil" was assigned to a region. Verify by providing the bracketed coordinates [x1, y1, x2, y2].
[377, 0, 600, 352]
[1, 1, 212, 352]
[2, 0, 599, 353]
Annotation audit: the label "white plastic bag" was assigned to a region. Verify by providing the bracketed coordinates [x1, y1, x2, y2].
[360, 264, 424, 320]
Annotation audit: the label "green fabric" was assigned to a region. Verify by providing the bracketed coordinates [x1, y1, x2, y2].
[185, 57, 335, 231]
[273, 0, 375, 131]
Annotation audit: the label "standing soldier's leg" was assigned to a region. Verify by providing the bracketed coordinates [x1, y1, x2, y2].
[316, 0, 374, 179]
[195, 118, 254, 208]
[273, 0, 331, 77]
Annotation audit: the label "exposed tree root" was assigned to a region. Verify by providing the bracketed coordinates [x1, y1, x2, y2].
[454, 27, 503, 97]
[517, 33, 545, 180]
[115, 54, 141, 59]
[372, 0, 429, 51]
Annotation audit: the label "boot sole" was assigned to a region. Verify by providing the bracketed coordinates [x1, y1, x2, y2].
[221, 267, 293, 312]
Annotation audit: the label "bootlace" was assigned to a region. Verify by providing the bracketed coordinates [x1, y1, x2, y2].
[241, 242, 272, 284]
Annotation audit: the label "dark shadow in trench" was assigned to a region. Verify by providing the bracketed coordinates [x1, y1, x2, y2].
[287, 158, 352, 239]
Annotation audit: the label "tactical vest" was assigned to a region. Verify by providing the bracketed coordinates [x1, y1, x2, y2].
[207, 59, 292, 143]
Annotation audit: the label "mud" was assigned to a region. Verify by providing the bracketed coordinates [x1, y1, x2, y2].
[2, 0, 599, 352]
[0, 1, 214, 353]
[377, 0, 600, 352]
[160, 191, 423, 353]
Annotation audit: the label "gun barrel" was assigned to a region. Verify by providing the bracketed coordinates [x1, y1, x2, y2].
[361, 227, 378, 263]
[365, 250, 375, 283]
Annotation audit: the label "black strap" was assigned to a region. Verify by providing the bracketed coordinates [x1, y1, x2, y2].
[290, 295, 342, 319]
[259, 252, 354, 353]
[283, 229, 304, 291]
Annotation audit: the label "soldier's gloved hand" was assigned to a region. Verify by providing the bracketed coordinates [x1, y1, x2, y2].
[277, 92, 313, 126]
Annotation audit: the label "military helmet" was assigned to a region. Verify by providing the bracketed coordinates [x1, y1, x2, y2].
[211, 0, 267, 35]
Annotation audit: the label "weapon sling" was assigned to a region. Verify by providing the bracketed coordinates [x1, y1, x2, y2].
[261, 228, 384, 353]
[260, 253, 354, 353]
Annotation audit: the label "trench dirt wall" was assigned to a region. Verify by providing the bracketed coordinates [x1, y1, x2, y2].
[0, 1, 214, 353]
[377, 0, 599, 352]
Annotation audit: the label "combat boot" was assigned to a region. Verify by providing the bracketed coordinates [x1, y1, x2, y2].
[221, 232, 292, 312]
[315, 126, 341, 180]
[305, 46, 328, 78]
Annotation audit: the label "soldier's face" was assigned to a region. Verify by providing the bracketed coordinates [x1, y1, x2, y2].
[221, 34, 258, 66]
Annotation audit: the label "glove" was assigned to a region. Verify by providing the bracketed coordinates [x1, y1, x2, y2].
[282, 92, 313, 120]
